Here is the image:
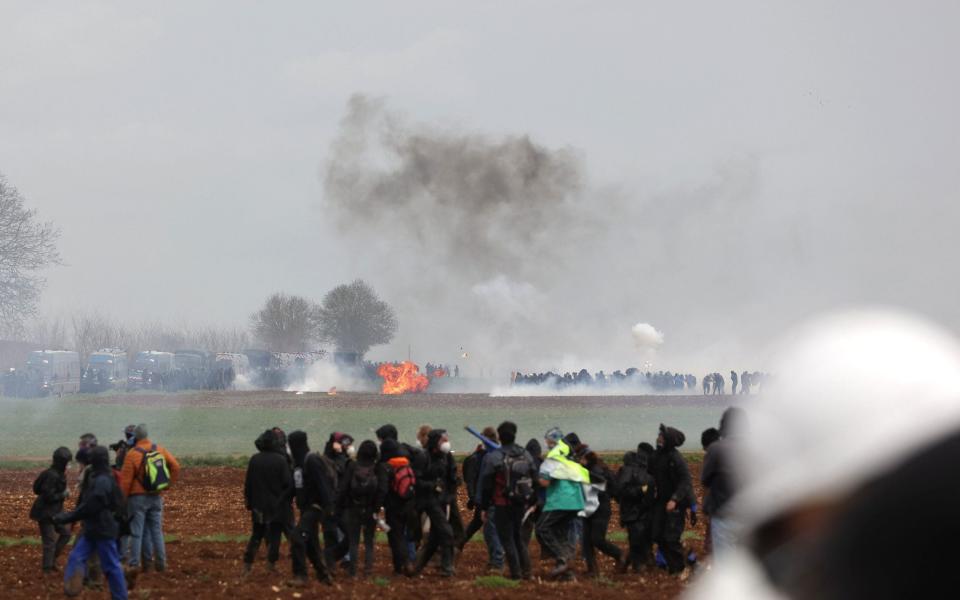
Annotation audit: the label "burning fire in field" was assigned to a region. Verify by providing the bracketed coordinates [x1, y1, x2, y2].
[378, 361, 430, 394]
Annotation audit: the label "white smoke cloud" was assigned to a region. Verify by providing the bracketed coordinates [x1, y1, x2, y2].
[285, 361, 376, 394]
[631, 322, 665, 350]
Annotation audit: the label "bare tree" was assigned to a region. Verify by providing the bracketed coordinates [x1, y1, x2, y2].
[250, 293, 316, 352]
[0, 174, 61, 336]
[316, 279, 397, 357]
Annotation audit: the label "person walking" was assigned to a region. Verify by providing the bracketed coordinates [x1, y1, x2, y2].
[580, 451, 624, 576]
[379, 439, 417, 575]
[339, 440, 386, 578]
[616, 449, 656, 572]
[55, 445, 128, 600]
[460, 426, 504, 571]
[242, 429, 308, 583]
[478, 421, 538, 580]
[286, 431, 333, 585]
[411, 429, 457, 577]
[536, 434, 589, 580]
[650, 424, 694, 576]
[119, 424, 179, 573]
[30, 446, 73, 573]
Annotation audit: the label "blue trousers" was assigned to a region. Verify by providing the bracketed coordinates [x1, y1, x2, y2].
[128, 494, 165, 567]
[65, 534, 127, 600]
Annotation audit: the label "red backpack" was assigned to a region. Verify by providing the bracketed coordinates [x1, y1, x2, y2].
[387, 457, 416, 500]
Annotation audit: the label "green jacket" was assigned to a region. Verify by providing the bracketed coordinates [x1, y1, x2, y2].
[539, 440, 588, 512]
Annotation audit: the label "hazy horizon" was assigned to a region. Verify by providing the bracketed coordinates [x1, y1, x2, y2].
[2, 2, 958, 376]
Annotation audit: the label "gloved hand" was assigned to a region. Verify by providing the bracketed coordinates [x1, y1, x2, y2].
[51, 512, 68, 525]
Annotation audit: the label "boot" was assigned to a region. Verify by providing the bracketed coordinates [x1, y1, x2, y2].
[440, 545, 455, 577]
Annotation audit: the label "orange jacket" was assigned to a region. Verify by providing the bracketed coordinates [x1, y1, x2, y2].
[120, 438, 180, 497]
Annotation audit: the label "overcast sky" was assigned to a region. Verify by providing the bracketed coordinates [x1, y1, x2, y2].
[1, 2, 957, 372]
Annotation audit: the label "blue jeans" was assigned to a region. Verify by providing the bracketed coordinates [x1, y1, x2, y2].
[483, 506, 505, 568]
[128, 494, 165, 568]
[65, 535, 127, 600]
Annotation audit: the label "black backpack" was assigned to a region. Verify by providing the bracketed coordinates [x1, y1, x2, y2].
[502, 449, 535, 505]
[350, 464, 378, 504]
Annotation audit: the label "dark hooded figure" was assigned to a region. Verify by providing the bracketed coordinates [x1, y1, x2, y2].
[379, 438, 416, 574]
[521, 438, 548, 554]
[286, 431, 332, 585]
[339, 440, 386, 577]
[411, 428, 457, 577]
[616, 450, 656, 572]
[242, 430, 308, 583]
[650, 424, 694, 575]
[477, 421, 537, 580]
[55, 445, 128, 599]
[320, 432, 353, 570]
[581, 451, 624, 576]
[31, 446, 73, 573]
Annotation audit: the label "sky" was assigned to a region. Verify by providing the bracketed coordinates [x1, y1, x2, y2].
[1, 1, 958, 375]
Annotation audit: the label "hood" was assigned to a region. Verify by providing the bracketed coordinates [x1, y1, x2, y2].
[659, 424, 686, 450]
[525, 438, 542, 459]
[255, 429, 276, 452]
[426, 428, 446, 452]
[357, 440, 379, 463]
[376, 424, 398, 441]
[288, 430, 309, 467]
[89, 445, 110, 471]
[52, 446, 72, 470]
[380, 438, 400, 461]
[622, 451, 638, 467]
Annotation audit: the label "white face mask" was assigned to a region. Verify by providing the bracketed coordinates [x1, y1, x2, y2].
[346, 445, 357, 459]
[440, 441, 452, 454]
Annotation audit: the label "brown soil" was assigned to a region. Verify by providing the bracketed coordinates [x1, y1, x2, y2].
[0, 465, 708, 599]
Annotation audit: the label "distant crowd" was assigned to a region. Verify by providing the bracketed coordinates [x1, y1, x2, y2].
[510, 369, 768, 394]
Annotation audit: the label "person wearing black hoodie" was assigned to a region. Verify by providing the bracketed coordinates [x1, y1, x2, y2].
[520, 438, 548, 556]
[31, 446, 73, 573]
[287, 431, 333, 585]
[379, 438, 417, 575]
[54, 445, 128, 600]
[411, 428, 457, 577]
[321, 432, 353, 570]
[338, 440, 387, 577]
[650, 424, 694, 575]
[242, 429, 307, 583]
[478, 421, 538, 580]
[459, 426, 504, 571]
[616, 449, 656, 572]
[581, 451, 624, 576]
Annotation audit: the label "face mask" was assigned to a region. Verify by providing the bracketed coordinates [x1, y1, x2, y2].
[346, 445, 357, 459]
[440, 441, 452, 454]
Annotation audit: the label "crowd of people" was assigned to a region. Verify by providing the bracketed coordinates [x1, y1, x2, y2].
[29, 412, 749, 598]
[511, 368, 699, 391]
[29, 424, 179, 600]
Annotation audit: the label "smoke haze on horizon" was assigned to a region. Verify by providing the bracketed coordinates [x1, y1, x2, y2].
[1, 2, 958, 377]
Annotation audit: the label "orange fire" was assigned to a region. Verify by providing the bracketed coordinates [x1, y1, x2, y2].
[378, 361, 430, 395]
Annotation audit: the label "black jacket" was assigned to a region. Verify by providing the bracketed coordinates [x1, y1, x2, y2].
[651, 425, 694, 509]
[302, 452, 334, 514]
[462, 446, 486, 504]
[56, 449, 123, 540]
[414, 430, 458, 508]
[30, 448, 71, 521]
[244, 431, 294, 523]
[587, 462, 618, 514]
[616, 451, 656, 525]
[338, 459, 387, 512]
[477, 443, 537, 509]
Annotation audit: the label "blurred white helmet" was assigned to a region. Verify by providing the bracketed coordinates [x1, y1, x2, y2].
[688, 308, 960, 599]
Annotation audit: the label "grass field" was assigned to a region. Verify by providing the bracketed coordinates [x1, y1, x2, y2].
[0, 390, 739, 459]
